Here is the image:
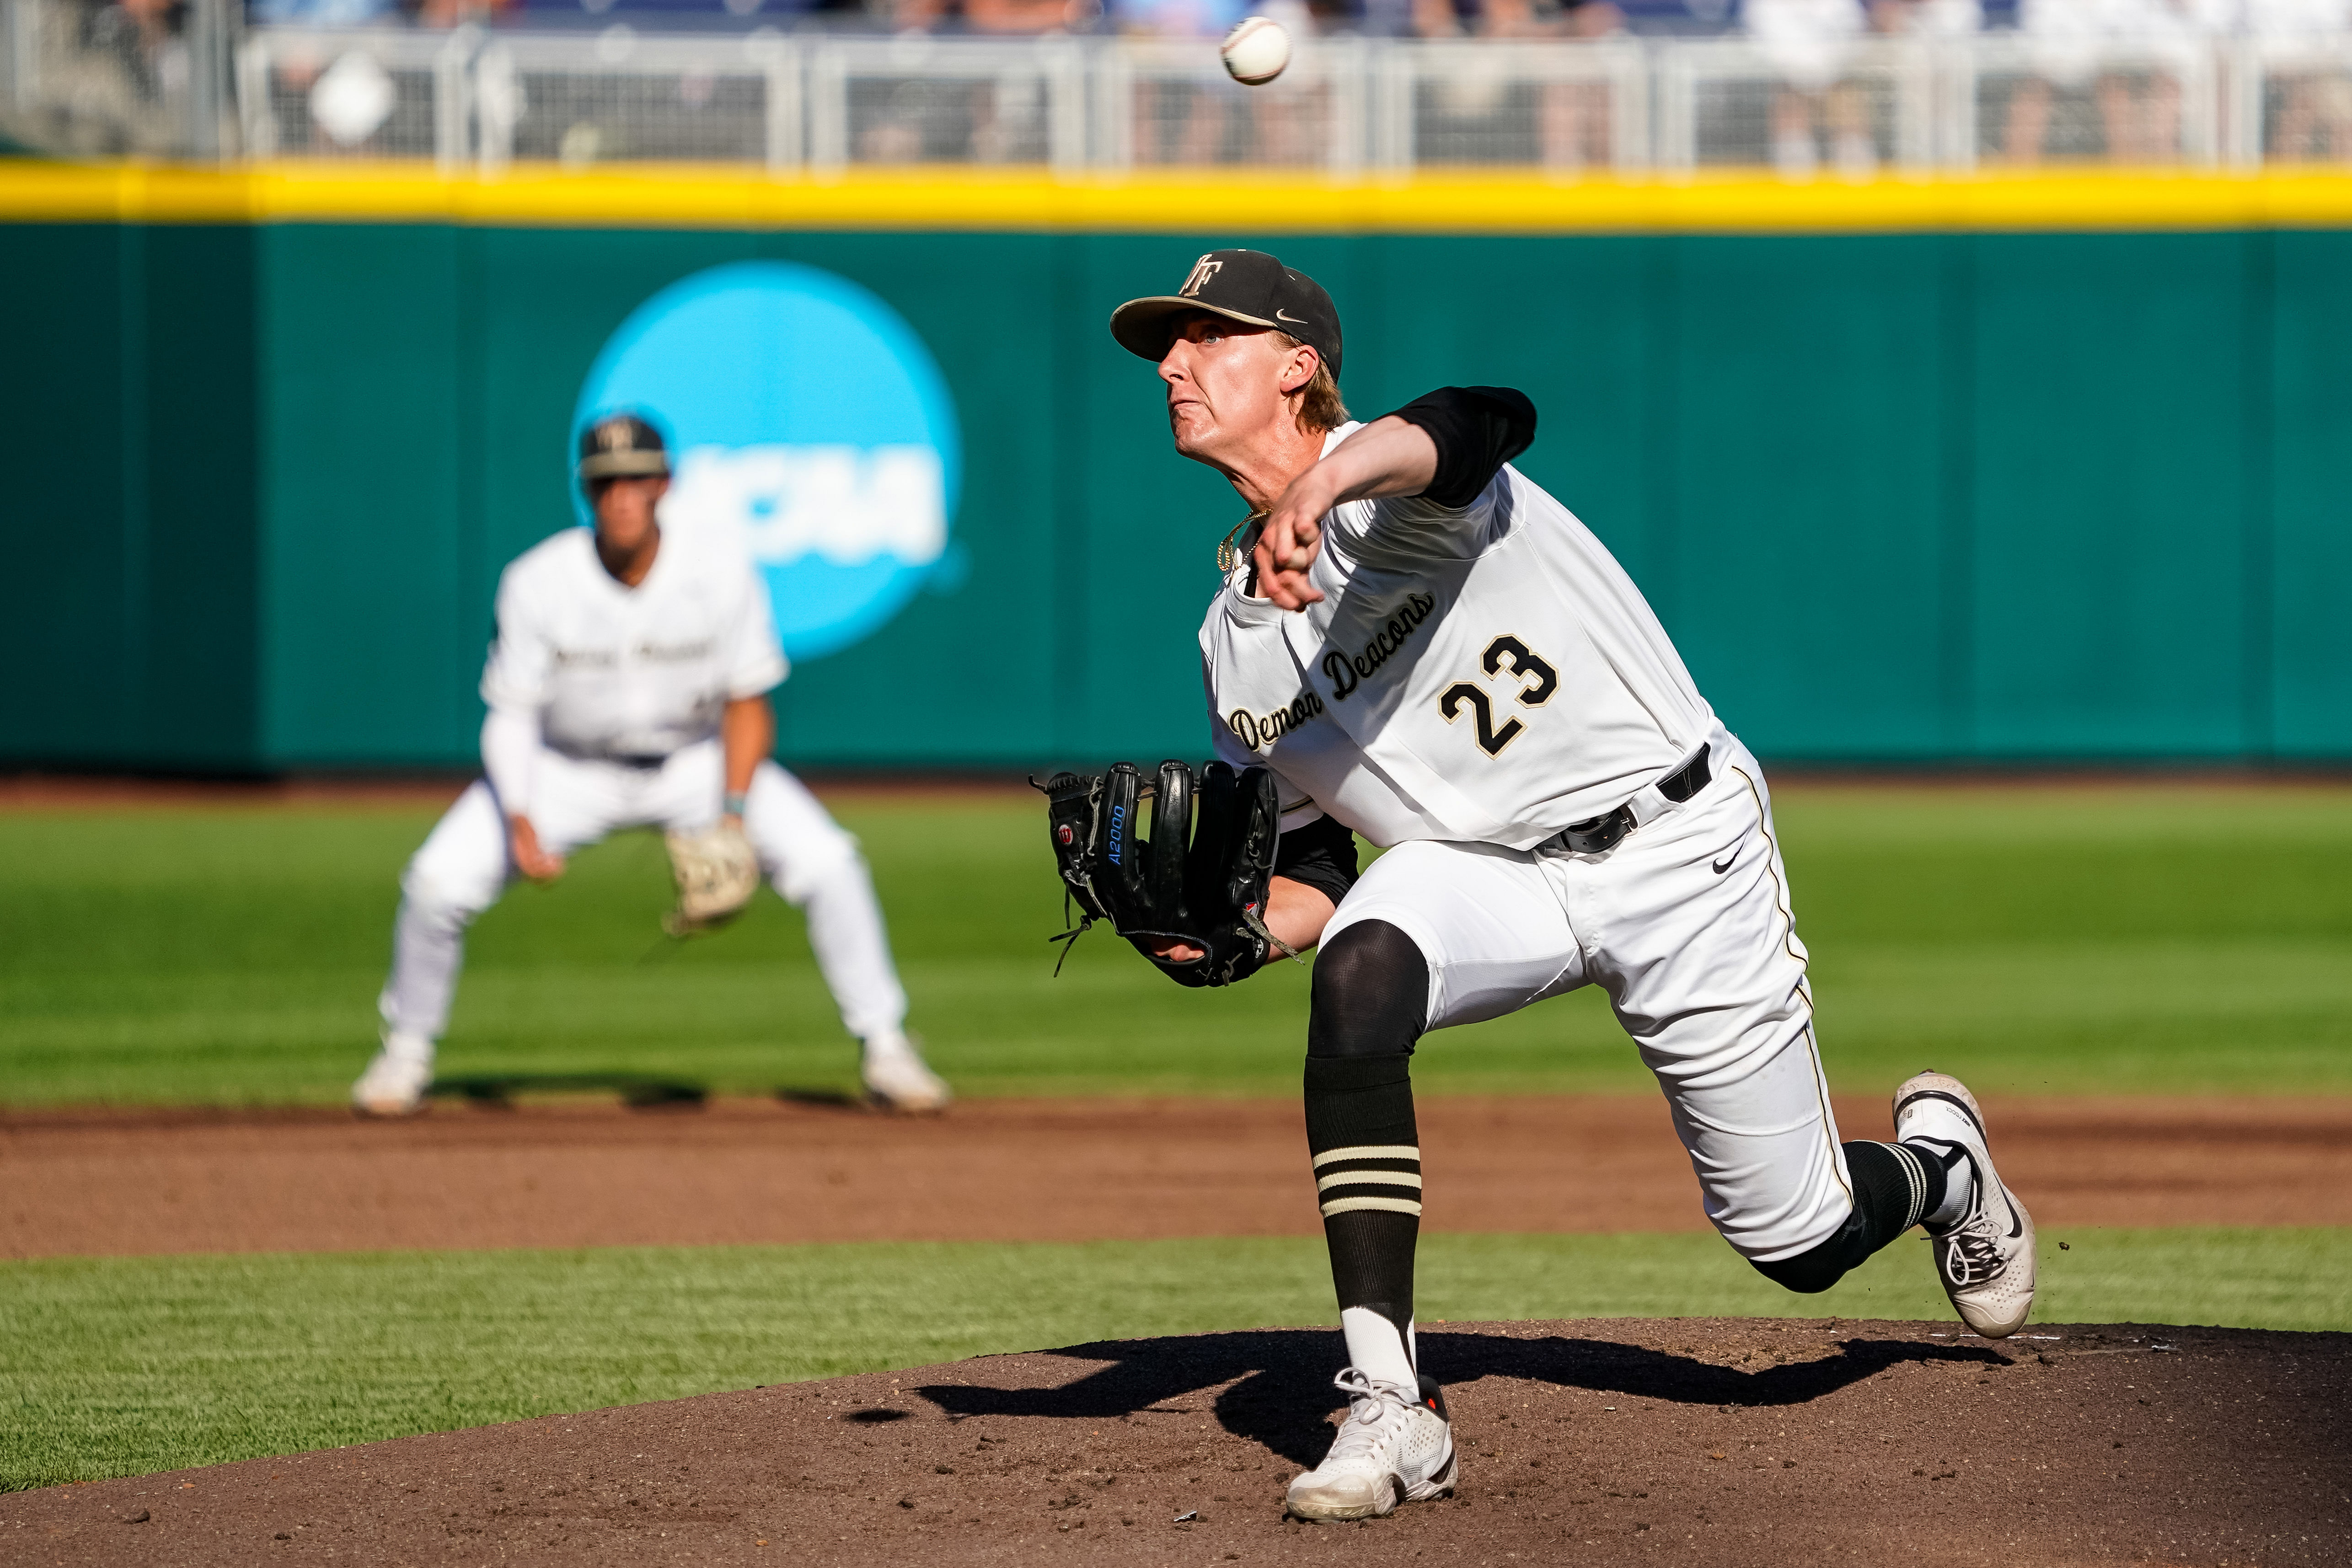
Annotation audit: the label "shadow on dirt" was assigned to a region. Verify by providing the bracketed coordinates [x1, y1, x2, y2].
[916, 1328, 2006, 1465]
[771, 1088, 868, 1110]
[428, 1074, 707, 1110]
[428, 1078, 876, 1113]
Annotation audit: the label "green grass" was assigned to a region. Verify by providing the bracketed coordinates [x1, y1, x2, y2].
[3, 784, 2350, 1105]
[5, 1226, 2344, 1490]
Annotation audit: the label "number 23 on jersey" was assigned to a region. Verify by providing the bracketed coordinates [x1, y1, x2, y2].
[1439, 635, 1558, 757]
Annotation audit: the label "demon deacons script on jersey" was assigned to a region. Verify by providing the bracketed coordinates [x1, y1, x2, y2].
[1200, 422, 1718, 850]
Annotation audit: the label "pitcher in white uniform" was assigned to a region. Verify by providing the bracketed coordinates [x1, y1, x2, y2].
[351, 413, 949, 1117]
[1099, 251, 2037, 1522]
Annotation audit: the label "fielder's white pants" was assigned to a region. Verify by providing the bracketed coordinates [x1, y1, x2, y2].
[379, 740, 908, 1047]
[1321, 729, 1851, 1264]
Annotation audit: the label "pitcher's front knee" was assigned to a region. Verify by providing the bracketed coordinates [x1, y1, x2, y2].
[1308, 920, 1430, 1060]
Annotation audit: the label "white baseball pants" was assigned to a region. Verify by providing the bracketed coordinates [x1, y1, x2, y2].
[378, 739, 909, 1046]
[1320, 730, 1853, 1263]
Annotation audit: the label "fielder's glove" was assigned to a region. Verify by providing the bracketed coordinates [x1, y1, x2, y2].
[1034, 759, 1298, 988]
[662, 821, 761, 937]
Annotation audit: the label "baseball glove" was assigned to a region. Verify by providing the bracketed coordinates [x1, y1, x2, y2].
[1035, 759, 1298, 988]
[662, 822, 761, 937]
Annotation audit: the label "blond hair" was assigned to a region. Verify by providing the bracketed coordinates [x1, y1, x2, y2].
[1272, 332, 1349, 433]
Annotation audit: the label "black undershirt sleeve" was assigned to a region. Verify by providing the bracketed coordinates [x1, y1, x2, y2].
[1381, 385, 1538, 509]
[1272, 812, 1361, 910]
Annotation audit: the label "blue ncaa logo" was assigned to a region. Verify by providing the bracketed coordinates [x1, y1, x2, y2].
[574, 261, 961, 662]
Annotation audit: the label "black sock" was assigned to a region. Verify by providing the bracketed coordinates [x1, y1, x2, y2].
[1304, 920, 1430, 1363]
[1306, 1052, 1421, 1337]
[1749, 1140, 1950, 1295]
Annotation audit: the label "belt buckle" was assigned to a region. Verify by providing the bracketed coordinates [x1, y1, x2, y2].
[1557, 807, 1631, 856]
[1554, 748, 1708, 857]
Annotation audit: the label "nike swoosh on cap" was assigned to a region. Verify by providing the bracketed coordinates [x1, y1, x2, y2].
[1275, 310, 1307, 323]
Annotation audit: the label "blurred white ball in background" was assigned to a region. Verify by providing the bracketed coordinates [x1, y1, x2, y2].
[1220, 17, 1291, 86]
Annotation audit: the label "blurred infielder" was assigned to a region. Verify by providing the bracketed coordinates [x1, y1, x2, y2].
[352, 414, 950, 1117]
[1041, 251, 2035, 1521]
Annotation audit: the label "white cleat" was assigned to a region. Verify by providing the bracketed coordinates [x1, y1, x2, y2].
[861, 1037, 952, 1114]
[1895, 1070, 2037, 1338]
[351, 1045, 434, 1118]
[1285, 1369, 1459, 1522]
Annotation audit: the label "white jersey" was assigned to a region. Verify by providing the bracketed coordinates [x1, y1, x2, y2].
[1201, 424, 1714, 851]
[480, 525, 785, 762]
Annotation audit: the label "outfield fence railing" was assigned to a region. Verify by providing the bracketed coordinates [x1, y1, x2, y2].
[6, 2, 2352, 176]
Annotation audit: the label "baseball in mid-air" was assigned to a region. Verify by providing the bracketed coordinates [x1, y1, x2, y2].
[1221, 16, 1291, 86]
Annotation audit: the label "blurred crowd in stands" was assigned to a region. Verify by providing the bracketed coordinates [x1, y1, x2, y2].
[41, 0, 2352, 48]
[207, 0, 2352, 38]
[19, 0, 2352, 166]
[224, 0, 2352, 174]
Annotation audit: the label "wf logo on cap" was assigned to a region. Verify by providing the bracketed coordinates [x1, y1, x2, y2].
[575, 261, 963, 663]
[1179, 256, 1224, 297]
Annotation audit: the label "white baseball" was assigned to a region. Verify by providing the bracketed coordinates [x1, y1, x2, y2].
[1220, 17, 1291, 86]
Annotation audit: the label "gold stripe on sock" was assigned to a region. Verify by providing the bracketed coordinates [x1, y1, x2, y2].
[1880, 1140, 1928, 1231]
[1312, 1145, 1420, 1169]
[1315, 1169, 1423, 1193]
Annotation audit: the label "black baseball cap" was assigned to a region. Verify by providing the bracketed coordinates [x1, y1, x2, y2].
[577, 412, 670, 483]
[1110, 250, 1343, 380]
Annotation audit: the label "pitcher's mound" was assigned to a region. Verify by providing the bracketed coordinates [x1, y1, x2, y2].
[9, 1318, 2347, 1566]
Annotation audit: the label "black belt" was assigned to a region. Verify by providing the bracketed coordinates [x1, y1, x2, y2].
[548, 743, 675, 771]
[1549, 749, 1713, 856]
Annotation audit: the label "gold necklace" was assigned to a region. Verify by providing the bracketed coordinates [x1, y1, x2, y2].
[1218, 511, 1267, 575]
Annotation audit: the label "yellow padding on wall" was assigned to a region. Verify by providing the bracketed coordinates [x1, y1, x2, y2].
[7, 158, 2352, 232]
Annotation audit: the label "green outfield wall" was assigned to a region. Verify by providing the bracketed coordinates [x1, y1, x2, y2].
[5, 203, 2350, 771]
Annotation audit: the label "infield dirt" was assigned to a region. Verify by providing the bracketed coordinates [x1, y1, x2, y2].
[7, 1317, 2345, 1567]
[6, 1094, 2350, 1259]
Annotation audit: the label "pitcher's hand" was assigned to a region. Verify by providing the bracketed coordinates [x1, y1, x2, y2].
[1142, 874, 1334, 967]
[1253, 469, 1335, 610]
